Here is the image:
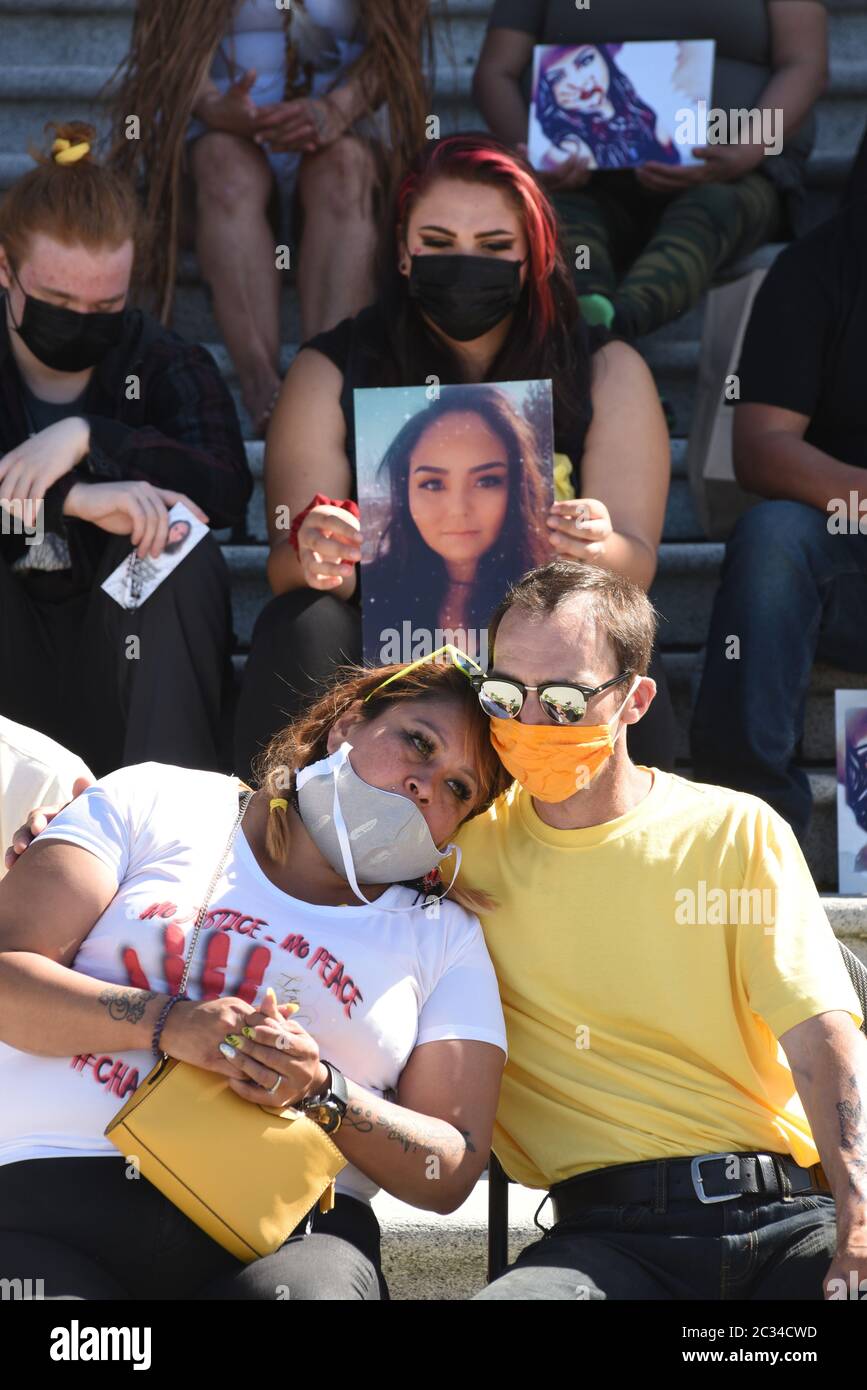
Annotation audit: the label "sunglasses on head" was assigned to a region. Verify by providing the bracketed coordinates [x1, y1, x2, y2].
[470, 670, 632, 725]
[364, 643, 484, 702]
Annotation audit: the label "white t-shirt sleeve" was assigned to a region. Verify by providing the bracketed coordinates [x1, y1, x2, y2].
[35, 763, 159, 885]
[415, 908, 507, 1056]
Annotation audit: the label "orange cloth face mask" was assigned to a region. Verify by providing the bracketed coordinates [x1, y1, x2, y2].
[490, 680, 639, 802]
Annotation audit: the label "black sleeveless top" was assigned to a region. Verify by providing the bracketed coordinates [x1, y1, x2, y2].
[302, 302, 608, 499]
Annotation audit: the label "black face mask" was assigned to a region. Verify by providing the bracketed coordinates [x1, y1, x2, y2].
[408, 253, 526, 342]
[7, 266, 126, 372]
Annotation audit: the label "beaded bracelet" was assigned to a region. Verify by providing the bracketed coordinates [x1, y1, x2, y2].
[151, 993, 187, 1059]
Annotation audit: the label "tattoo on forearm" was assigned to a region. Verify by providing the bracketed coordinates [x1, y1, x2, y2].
[98, 987, 156, 1025]
[342, 1102, 475, 1162]
[836, 1072, 867, 1197]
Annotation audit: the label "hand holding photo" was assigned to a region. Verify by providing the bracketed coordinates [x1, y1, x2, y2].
[528, 40, 715, 173]
[354, 381, 555, 667]
[100, 501, 208, 610]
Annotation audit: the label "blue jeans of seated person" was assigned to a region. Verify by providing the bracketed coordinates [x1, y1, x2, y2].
[690, 500, 867, 841]
[474, 1193, 836, 1300]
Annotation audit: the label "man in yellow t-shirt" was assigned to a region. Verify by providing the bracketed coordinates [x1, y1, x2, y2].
[461, 559, 867, 1302]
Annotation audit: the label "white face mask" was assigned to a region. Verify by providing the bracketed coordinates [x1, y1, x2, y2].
[295, 743, 461, 911]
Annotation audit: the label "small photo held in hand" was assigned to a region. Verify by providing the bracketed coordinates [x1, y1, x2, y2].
[835, 689, 867, 894]
[100, 501, 209, 610]
[528, 40, 715, 173]
[354, 380, 555, 668]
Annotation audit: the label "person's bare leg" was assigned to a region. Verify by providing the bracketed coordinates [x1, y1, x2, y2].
[296, 136, 378, 338]
[191, 131, 282, 433]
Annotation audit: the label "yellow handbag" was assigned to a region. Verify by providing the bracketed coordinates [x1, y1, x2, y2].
[104, 788, 347, 1264]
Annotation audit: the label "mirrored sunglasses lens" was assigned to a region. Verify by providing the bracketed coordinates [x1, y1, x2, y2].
[540, 686, 587, 723]
[478, 680, 524, 719]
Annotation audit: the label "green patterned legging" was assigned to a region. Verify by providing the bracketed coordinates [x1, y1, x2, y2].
[554, 171, 784, 339]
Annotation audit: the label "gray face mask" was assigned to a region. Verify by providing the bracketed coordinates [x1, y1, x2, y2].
[295, 742, 461, 910]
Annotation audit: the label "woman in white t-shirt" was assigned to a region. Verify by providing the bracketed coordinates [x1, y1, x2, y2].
[0, 658, 511, 1300]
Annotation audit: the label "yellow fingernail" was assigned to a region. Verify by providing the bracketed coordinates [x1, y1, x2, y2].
[224, 1033, 242, 1047]
[266, 987, 278, 1005]
[241, 1026, 254, 1038]
[285, 1002, 300, 1016]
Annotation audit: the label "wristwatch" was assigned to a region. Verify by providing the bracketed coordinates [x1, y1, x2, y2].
[300, 1059, 348, 1134]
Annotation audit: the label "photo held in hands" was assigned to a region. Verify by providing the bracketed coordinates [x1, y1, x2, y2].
[354, 380, 555, 667]
[528, 40, 715, 173]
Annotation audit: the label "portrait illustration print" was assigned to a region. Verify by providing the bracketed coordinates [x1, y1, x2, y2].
[835, 689, 867, 894]
[354, 381, 555, 668]
[528, 40, 715, 173]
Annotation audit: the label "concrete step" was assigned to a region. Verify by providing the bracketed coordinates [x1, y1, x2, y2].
[220, 537, 722, 650]
[664, 652, 867, 764]
[371, 1176, 539, 1301]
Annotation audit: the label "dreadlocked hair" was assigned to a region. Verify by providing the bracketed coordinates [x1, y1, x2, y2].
[252, 660, 509, 915]
[104, 0, 434, 321]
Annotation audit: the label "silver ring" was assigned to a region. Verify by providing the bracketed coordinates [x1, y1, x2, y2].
[265, 1074, 282, 1096]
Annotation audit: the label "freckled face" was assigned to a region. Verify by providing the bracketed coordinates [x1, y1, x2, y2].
[327, 696, 482, 845]
[547, 47, 610, 113]
[407, 412, 510, 567]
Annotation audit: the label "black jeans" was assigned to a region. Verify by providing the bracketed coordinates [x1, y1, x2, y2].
[474, 1193, 836, 1300]
[234, 588, 679, 782]
[0, 1158, 386, 1300]
[0, 532, 233, 778]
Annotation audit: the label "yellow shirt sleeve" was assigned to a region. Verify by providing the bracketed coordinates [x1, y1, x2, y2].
[736, 803, 864, 1039]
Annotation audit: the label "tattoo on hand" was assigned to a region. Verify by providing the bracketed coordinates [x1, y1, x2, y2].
[836, 1073, 867, 1197]
[98, 987, 156, 1025]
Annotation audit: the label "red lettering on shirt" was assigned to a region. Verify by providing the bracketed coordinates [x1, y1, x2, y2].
[139, 902, 177, 921]
[324, 961, 344, 991]
[340, 984, 363, 1019]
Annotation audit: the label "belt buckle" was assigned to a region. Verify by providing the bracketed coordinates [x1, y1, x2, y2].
[690, 1153, 741, 1204]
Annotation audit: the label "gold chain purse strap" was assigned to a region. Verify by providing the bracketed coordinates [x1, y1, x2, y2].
[151, 787, 255, 1064]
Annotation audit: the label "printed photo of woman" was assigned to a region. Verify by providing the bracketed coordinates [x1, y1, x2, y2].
[533, 43, 681, 172]
[358, 383, 553, 664]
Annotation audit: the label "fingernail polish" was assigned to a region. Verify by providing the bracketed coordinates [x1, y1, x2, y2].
[241, 1026, 254, 1039]
[224, 1033, 242, 1046]
[219, 1042, 237, 1060]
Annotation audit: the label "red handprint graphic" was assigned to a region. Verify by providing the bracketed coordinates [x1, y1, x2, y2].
[123, 922, 273, 1002]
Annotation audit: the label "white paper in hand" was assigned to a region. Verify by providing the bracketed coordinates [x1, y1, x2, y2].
[100, 502, 208, 610]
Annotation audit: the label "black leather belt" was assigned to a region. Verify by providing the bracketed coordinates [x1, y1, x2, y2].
[550, 1151, 830, 1221]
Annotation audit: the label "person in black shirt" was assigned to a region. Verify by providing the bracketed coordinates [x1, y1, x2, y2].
[0, 124, 251, 776]
[691, 197, 867, 838]
[235, 134, 676, 779]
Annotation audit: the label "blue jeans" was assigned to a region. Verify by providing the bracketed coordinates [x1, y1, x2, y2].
[474, 1193, 836, 1300]
[690, 500, 867, 840]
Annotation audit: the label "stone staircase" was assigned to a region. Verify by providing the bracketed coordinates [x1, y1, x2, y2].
[2, 0, 867, 1299]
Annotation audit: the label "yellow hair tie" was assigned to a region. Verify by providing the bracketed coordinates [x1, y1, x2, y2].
[269, 798, 288, 813]
[52, 137, 90, 165]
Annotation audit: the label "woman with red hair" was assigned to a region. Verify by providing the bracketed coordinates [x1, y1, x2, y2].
[236, 135, 674, 775]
